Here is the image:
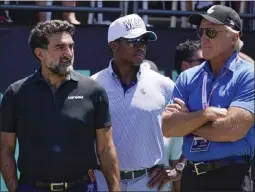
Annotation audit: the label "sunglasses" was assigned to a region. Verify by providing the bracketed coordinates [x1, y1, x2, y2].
[197, 28, 225, 39]
[122, 37, 148, 48]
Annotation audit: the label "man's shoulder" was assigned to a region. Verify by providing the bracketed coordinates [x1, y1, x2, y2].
[91, 68, 108, 78]
[236, 59, 255, 74]
[7, 73, 38, 94]
[90, 68, 110, 84]
[230, 59, 254, 87]
[72, 71, 107, 91]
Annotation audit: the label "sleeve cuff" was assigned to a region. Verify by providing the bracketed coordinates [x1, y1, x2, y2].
[230, 101, 254, 114]
[96, 121, 112, 129]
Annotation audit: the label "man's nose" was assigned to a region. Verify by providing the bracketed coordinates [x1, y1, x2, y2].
[63, 47, 73, 59]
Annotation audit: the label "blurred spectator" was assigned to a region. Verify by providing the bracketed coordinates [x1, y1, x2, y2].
[0, 0, 13, 24]
[193, 1, 214, 11]
[220, 1, 248, 15]
[1, 1, 253, 28]
[35, 1, 80, 24]
[174, 40, 204, 74]
[170, 1, 214, 28]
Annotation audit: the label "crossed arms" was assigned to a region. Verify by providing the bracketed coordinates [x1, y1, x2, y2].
[162, 98, 254, 142]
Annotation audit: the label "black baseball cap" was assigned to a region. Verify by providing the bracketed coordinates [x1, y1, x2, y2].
[189, 5, 242, 35]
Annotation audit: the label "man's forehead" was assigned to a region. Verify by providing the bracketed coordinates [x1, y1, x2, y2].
[48, 32, 74, 44]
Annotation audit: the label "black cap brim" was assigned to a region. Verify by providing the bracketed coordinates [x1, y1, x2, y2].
[189, 14, 224, 26]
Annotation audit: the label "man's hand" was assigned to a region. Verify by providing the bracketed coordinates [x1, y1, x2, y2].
[147, 166, 181, 191]
[165, 98, 189, 113]
[203, 107, 228, 121]
[162, 98, 209, 137]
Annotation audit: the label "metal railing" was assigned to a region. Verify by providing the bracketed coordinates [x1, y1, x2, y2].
[0, 4, 123, 14]
[137, 9, 255, 19]
[137, 9, 255, 31]
[132, 2, 255, 31]
[0, 3, 254, 31]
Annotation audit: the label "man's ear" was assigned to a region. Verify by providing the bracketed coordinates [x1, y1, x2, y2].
[230, 33, 239, 46]
[34, 48, 44, 61]
[109, 41, 118, 52]
[181, 61, 190, 71]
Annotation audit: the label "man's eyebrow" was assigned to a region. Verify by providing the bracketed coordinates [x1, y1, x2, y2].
[54, 42, 75, 47]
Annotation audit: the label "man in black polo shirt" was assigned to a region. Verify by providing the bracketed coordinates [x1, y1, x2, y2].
[0, 20, 120, 192]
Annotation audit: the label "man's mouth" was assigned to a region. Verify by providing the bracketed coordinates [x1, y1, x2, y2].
[134, 51, 144, 57]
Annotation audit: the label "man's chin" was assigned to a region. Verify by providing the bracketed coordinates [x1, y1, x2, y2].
[132, 60, 143, 67]
[58, 69, 73, 77]
[50, 65, 73, 77]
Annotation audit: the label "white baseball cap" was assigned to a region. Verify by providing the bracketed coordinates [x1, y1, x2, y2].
[107, 14, 157, 43]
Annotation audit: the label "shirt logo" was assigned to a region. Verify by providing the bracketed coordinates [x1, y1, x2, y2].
[123, 18, 144, 31]
[141, 88, 146, 95]
[68, 95, 84, 100]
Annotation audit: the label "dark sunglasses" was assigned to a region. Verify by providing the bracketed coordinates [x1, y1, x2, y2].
[122, 37, 148, 48]
[197, 28, 225, 39]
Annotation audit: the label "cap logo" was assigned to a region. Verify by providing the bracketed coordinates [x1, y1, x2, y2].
[207, 6, 215, 14]
[123, 18, 144, 31]
[230, 20, 234, 26]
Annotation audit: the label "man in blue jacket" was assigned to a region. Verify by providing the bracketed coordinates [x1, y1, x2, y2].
[162, 5, 254, 192]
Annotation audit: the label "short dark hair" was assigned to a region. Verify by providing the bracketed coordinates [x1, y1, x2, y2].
[174, 40, 201, 74]
[28, 20, 75, 54]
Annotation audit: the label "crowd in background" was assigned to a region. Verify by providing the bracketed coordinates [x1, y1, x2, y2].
[0, 1, 254, 30]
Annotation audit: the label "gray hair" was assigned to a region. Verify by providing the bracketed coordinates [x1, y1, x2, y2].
[225, 26, 244, 52]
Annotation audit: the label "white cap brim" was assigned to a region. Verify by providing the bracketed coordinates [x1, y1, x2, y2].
[123, 30, 157, 41]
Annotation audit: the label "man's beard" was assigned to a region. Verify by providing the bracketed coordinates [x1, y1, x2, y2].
[48, 57, 74, 77]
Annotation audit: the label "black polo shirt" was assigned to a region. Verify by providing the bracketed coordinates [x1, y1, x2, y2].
[0, 70, 111, 181]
